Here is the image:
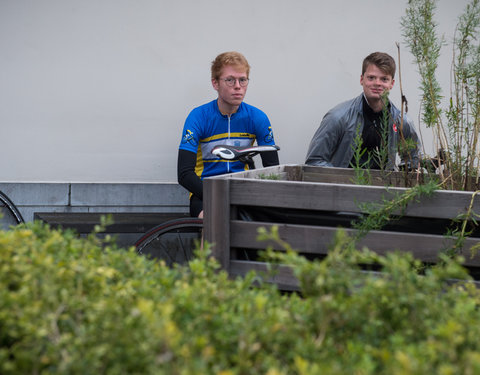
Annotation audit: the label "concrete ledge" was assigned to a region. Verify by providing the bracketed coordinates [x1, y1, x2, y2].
[0, 182, 190, 222]
[71, 183, 188, 206]
[0, 183, 70, 206]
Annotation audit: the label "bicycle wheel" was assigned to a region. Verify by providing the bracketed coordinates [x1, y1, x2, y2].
[0, 191, 24, 230]
[134, 218, 203, 266]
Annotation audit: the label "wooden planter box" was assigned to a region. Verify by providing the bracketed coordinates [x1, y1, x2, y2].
[203, 164, 480, 290]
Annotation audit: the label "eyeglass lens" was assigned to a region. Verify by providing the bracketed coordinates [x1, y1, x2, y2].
[223, 77, 249, 87]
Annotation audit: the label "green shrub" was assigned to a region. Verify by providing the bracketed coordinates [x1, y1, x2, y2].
[1, 221, 480, 374]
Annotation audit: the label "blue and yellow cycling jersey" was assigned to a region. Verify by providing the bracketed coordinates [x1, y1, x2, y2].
[179, 99, 276, 179]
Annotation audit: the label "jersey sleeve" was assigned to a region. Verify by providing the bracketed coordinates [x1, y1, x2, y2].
[252, 109, 276, 146]
[179, 108, 202, 153]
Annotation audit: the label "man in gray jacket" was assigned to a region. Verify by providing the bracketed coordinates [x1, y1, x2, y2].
[305, 52, 420, 170]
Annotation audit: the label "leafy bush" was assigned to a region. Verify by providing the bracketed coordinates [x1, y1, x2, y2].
[2, 221, 480, 374]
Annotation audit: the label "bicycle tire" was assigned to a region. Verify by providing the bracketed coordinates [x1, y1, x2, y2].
[0, 191, 24, 230]
[134, 217, 203, 266]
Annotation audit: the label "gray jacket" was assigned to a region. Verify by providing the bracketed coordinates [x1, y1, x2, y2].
[305, 93, 421, 170]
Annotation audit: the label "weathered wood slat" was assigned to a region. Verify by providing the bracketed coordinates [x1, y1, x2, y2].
[203, 178, 231, 270]
[229, 260, 299, 290]
[300, 165, 432, 187]
[302, 172, 421, 187]
[230, 220, 480, 267]
[229, 260, 480, 291]
[221, 165, 288, 179]
[227, 179, 479, 220]
[284, 165, 304, 181]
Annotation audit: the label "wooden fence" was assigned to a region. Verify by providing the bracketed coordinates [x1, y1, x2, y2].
[203, 164, 480, 290]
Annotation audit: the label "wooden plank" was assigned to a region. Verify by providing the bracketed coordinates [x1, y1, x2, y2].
[229, 259, 480, 291]
[284, 165, 304, 181]
[219, 165, 289, 180]
[302, 171, 419, 187]
[227, 179, 480, 220]
[222, 164, 439, 190]
[230, 220, 331, 253]
[302, 165, 365, 184]
[33, 212, 189, 233]
[229, 220, 480, 267]
[203, 177, 231, 270]
[301, 165, 433, 182]
[229, 260, 300, 291]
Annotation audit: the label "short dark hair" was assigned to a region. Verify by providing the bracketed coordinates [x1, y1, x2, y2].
[362, 52, 396, 79]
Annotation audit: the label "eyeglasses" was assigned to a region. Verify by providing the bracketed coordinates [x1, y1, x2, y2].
[221, 77, 249, 87]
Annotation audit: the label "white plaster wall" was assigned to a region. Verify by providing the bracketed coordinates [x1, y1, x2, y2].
[0, 0, 469, 182]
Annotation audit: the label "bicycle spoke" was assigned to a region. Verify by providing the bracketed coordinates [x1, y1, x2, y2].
[156, 235, 176, 265]
[135, 218, 203, 267]
[177, 232, 193, 263]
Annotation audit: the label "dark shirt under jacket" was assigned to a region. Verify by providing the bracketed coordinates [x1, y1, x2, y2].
[351, 96, 391, 169]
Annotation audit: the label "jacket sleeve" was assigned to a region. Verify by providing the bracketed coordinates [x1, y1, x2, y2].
[177, 149, 203, 199]
[398, 114, 422, 166]
[305, 111, 342, 167]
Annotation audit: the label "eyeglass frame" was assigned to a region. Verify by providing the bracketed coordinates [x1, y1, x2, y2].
[220, 76, 250, 87]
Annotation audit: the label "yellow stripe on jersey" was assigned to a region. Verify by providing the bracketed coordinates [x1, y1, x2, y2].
[201, 132, 256, 143]
[194, 133, 255, 180]
[195, 143, 204, 178]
